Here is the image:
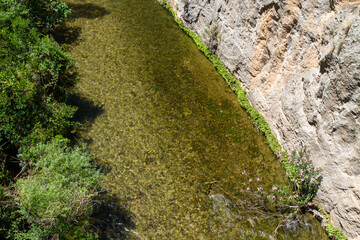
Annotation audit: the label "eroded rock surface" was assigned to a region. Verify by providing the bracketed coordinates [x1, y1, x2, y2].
[166, 0, 360, 238]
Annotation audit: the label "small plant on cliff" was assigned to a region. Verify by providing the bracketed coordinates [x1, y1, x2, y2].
[239, 146, 323, 210]
[321, 208, 348, 240]
[282, 145, 323, 207]
[234, 146, 323, 235]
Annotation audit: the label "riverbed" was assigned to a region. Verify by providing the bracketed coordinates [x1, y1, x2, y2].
[60, 0, 327, 238]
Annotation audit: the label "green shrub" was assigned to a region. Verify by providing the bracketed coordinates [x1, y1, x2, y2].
[18, 0, 71, 33]
[13, 139, 101, 239]
[0, 0, 77, 149]
[281, 146, 323, 206]
[239, 146, 323, 209]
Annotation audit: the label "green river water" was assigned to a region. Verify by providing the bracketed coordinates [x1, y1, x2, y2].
[60, 0, 327, 239]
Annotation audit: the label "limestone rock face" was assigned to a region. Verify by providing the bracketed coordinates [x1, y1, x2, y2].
[166, 0, 360, 238]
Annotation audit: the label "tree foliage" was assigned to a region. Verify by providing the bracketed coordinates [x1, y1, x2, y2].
[18, 0, 71, 33]
[0, 0, 77, 149]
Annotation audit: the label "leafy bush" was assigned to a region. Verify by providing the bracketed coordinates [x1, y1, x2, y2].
[13, 139, 101, 239]
[282, 146, 323, 206]
[0, 0, 77, 149]
[19, 0, 71, 33]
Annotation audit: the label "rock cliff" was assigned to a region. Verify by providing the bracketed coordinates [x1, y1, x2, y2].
[166, 0, 360, 238]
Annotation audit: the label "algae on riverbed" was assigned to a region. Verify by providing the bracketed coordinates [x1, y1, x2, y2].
[61, 0, 327, 238]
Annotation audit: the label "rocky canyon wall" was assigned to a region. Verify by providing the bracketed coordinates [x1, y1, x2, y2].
[166, 0, 360, 238]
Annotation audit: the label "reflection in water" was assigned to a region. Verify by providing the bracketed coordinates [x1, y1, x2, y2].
[63, 0, 327, 239]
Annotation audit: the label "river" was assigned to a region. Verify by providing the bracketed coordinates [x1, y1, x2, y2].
[59, 0, 327, 239]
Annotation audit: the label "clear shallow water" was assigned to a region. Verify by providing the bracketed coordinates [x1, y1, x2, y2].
[60, 0, 327, 239]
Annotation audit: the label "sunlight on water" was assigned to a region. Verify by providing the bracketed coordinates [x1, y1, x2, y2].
[60, 0, 327, 238]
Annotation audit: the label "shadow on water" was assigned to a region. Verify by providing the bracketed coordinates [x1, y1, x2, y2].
[53, 3, 110, 45]
[66, 94, 136, 239]
[53, 26, 82, 45]
[67, 94, 104, 144]
[65, 94, 104, 147]
[67, 93, 104, 126]
[67, 94, 134, 239]
[67, 3, 110, 19]
[92, 195, 136, 239]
